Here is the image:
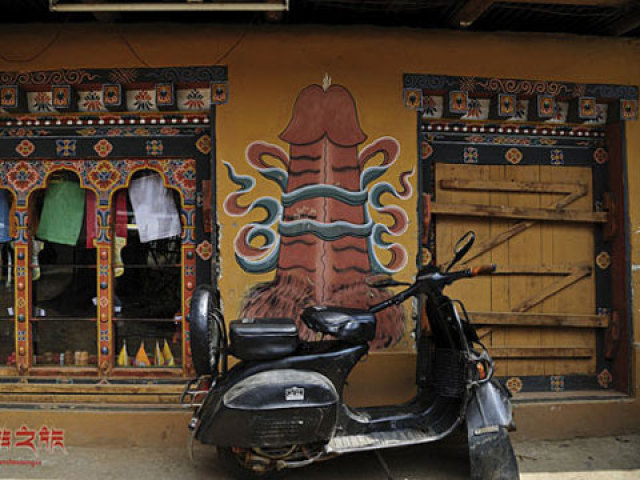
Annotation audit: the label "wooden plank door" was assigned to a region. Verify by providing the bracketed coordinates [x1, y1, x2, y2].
[433, 164, 606, 379]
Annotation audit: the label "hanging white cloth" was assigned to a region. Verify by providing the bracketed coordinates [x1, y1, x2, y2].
[128, 173, 181, 243]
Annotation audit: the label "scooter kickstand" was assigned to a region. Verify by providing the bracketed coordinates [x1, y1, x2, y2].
[373, 450, 394, 480]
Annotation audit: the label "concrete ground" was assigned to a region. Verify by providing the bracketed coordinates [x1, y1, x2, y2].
[0, 434, 638, 479]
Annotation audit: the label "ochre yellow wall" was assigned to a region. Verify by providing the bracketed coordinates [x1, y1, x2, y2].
[1, 24, 639, 407]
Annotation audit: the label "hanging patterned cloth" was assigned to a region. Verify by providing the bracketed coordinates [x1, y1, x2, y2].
[85, 189, 98, 248]
[0, 190, 12, 244]
[37, 181, 86, 246]
[113, 190, 128, 277]
[128, 173, 181, 243]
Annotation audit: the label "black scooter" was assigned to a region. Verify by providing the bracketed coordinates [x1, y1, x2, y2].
[182, 232, 519, 479]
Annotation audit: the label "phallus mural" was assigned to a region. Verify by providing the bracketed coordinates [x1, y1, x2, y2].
[223, 83, 414, 350]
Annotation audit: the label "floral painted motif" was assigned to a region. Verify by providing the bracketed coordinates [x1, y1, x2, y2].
[421, 141, 433, 160]
[156, 84, 173, 107]
[211, 83, 228, 104]
[512, 100, 528, 120]
[103, 84, 122, 107]
[196, 240, 213, 261]
[6, 161, 41, 195]
[422, 96, 439, 116]
[32, 92, 53, 112]
[15, 140, 35, 158]
[55, 139, 77, 158]
[404, 88, 421, 109]
[82, 91, 103, 111]
[449, 91, 468, 114]
[465, 99, 483, 118]
[550, 376, 565, 392]
[598, 369, 612, 389]
[1, 86, 18, 108]
[498, 94, 516, 117]
[195, 135, 212, 155]
[88, 160, 122, 191]
[596, 251, 611, 270]
[594, 147, 608, 165]
[505, 377, 523, 395]
[505, 147, 523, 165]
[160, 127, 180, 135]
[146, 140, 164, 156]
[133, 90, 153, 111]
[93, 139, 114, 158]
[463, 146, 478, 164]
[184, 89, 205, 110]
[52, 86, 71, 109]
[550, 149, 564, 165]
[173, 162, 196, 195]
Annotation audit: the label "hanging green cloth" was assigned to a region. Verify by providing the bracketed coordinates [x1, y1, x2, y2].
[37, 181, 86, 246]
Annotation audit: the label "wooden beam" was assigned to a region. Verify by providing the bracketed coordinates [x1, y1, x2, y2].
[450, 0, 496, 28]
[608, 9, 640, 35]
[432, 202, 608, 223]
[491, 263, 591, 275]
[469, 311, 609, 328]
[0, 394, 179, 404]
[507, 0, 628, 5]
[490, 347, 593, 359]
[512, 266, 592, 312]
[439, 179, 586, 195]
[449, 0, 628, 28]
[0, 384, 184, 394]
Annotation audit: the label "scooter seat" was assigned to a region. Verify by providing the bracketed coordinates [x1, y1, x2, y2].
[230, 318, 299, 361]
[301, 306, 376, 344]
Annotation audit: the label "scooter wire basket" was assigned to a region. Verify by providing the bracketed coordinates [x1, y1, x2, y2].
[431, 348, 467, 398]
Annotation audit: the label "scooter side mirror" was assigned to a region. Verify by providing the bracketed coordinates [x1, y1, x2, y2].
[446, 231, 476, 272]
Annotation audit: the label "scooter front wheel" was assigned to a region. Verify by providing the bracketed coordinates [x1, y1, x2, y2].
[217, 447, 287, 480]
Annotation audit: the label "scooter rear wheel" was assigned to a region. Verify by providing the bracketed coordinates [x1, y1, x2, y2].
[217, 447, 286, 480]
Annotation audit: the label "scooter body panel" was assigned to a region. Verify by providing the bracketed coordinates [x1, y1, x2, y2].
[205, 369, 339, 447]
[194, 343, 368, 446]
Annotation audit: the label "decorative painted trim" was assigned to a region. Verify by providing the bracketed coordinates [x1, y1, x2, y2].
[579, 97, 597, 120]
[550, 376, 565, 392]
[102, 84, 122, 109]
[550, 148, 564, 165]
[498, 93, 517, 117]
[620, 98, 638, 120]
[598, 369, 613, 389]
[0, 85, 19, 109]
[596, 251, 611, 270]
[403, 73, 638, 101]
[404, 88, 422, 110]
[594, 147, 608, 165]
[505, 377, 523, 395]
[156, 83, 175, 109]
[537, 95, 555, 119]
[449, 90, 469, 114]
[210, 82, 229, 105]
[51, 85, 73, 110]
[0, 66, 227, 87]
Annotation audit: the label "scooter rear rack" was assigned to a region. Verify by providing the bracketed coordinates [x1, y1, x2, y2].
[180, 376, 213, 409]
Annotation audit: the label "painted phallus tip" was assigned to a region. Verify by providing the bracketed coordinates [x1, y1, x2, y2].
[279, 84, 367, 147]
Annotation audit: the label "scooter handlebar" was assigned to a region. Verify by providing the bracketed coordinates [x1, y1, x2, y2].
[470, 264, 497, 276]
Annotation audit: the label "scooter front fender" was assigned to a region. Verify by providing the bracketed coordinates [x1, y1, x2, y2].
[466, 380, 519, 480]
